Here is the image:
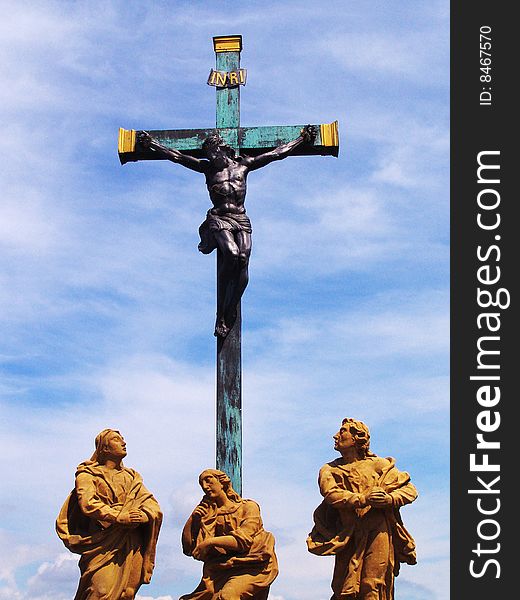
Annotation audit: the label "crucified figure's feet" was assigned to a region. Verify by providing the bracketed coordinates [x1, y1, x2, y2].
[214, 317, 230, 338]
[214, 307, 238, 338]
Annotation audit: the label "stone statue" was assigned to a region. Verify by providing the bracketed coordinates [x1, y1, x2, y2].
[180, 469, 278, 600]
[56, 429, 162, 600]
[138, 126, 317, 338]
[307, 418, 417, 600]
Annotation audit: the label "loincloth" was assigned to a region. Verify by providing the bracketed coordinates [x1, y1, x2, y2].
[198, 210, 252, 254]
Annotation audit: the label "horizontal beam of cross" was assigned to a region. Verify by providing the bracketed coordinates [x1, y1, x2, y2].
[118, 121, 339, 164]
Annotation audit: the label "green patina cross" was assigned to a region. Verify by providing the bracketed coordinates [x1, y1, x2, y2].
[118, 35, 339, 494]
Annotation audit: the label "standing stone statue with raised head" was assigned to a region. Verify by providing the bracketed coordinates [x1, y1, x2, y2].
[307, 418, 417, 600]
[180, 469, 278, 600]
[56, 429, 162, 600]
[138, 125, 316, 338]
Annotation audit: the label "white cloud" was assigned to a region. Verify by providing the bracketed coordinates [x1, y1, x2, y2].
[319, 28, 448, 85]
[248, 289, 449, 365]
[0, 531, 58, 600]
[0, 192, 58, 254]
[23, 554, 78, 600]
[250, 182, 402, 277]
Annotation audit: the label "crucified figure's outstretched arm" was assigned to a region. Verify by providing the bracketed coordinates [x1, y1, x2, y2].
[242, 125, 317, 171]
[137, 131, 208, 173]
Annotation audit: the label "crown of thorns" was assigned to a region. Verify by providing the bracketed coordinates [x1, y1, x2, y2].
[202, 133, 235, 156]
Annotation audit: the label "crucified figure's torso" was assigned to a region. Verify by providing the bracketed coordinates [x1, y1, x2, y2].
[206, 163, 247, 212]
[138, 126, 316, 337]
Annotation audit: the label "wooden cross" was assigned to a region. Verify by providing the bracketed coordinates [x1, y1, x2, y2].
[118, 35, 339, 494]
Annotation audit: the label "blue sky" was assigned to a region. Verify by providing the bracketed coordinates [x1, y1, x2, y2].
[0, 1, 449, 599]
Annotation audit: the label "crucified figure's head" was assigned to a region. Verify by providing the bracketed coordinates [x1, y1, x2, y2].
[202, 133, 236, 163]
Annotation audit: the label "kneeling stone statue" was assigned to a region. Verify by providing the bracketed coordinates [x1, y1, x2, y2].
[180, 469, 278, 600]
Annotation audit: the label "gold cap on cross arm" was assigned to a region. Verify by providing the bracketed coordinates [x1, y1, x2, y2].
[213, 35, 243, 53]
[118, 127, 136, 153]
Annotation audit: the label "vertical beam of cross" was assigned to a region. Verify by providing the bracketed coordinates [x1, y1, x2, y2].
[118, 35, 339, 496]
[213, 36, 242, 494]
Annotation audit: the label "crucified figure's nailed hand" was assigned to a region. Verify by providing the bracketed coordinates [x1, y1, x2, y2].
[137, 127, 316, 337]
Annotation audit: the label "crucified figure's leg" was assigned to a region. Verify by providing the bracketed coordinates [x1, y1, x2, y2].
[229, 229, 251, 317]
[214, 230, 241, 337]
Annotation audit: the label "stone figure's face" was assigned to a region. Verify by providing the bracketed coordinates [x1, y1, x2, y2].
[103, 431, 127, 459]
[200, 473, 224, 499]
[334, 424, 356, 454]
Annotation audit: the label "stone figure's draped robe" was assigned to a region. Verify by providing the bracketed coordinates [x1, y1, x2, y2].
[56, 462, 162, 600]
[307, 456, 417, 600]
[181, 499, 278, 600]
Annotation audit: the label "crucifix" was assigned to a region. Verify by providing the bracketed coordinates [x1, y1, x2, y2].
[118, 35, 339, 494]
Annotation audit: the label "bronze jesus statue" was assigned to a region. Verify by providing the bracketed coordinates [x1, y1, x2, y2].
[138, 125, 316, 337]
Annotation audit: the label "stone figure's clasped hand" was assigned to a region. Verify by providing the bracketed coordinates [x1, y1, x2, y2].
[129, 509, 149, 523]
[301, 124, 318, 144]
[137, 130, 153, 149]
[366, 487, 393, 508]
[116, 510, 148, 526]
